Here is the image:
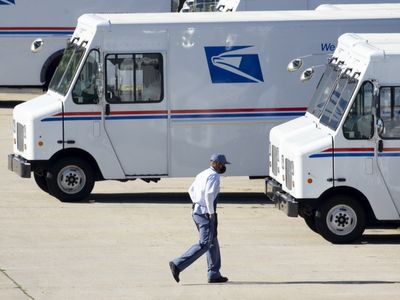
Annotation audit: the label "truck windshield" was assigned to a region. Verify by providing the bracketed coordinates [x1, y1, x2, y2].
[319, 75, 358, 131]
[49, 42, 86, 96]
[307, 64, 340, 118]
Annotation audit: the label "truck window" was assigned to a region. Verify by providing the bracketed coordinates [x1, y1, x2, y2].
[307, 64, 339, 118]
[49, 42, 86, 96]
[378, 86, 400, 139]
[342, 81, 374, 139]
[72, 50, 100, 104]
[320, 75, 357, 131]
[105, 53, 163, 103]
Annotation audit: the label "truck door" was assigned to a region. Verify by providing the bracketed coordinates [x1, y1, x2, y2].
[103, 53, 168, 176]
[336, 81, 376, 191]
[376, 86, 400, 214]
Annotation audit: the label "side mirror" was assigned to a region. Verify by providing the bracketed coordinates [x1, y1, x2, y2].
[300, 67, 314, 82]
[377, 118, 385, 135]
[31, 38, 44, 53]
[287, 58, 303, 72]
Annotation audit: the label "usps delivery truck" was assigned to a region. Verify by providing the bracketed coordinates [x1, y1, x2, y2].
[8, 10, 400, 202]
[0, 0, 176, 88]
[266, 33, 400, 243]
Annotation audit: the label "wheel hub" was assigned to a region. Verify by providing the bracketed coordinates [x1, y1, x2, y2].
[326, 205, 357, 236]
[66, 173, 79, 186]
[335, 213, 349, 227]
[57, 165, 86, 194]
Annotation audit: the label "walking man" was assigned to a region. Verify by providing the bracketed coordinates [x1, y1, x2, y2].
[169, 154, 230, 283]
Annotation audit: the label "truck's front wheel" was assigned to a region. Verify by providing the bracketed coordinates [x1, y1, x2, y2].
[315, 195, 366, 244]
[47, 157, 95, 202]
[34, 171, 49, 193]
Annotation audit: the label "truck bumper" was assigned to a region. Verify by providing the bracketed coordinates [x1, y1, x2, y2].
[8, 154, 31, 178]
[265, 176, 298, 217]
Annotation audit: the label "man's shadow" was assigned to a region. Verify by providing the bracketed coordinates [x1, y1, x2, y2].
[184, 279, 400, 286]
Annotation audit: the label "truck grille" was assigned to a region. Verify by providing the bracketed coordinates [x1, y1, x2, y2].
[285, 158, 294, 190]
[271, 145, 279, 176]
[17, 123, 24, 152]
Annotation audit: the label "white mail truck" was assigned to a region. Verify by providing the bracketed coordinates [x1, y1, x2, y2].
[8, 10, 400, 202]
[0, 0, 177, 88]
[266, 33, 400, 243]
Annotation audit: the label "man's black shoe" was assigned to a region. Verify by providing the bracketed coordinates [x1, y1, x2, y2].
[169, 261, 180, 283]
[208, 276, 228, 283]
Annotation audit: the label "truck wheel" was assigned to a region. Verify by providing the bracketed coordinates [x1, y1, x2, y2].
[34, 172, 49, 193]
[47, 157, 94, 202]
[315, 195, 366, 244]
[303, 213, 318, 233]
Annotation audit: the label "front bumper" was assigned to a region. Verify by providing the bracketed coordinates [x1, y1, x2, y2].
[265, 176, 298, 217]
[8, 154, 31, 178]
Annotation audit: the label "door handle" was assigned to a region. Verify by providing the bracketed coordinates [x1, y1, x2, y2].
[327, 178, 346, 182]
[378, 140, 384, 152]
[105, 104, 110, 116]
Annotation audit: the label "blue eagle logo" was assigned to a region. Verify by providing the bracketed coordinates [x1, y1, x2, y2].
[205, 46, 264, 84]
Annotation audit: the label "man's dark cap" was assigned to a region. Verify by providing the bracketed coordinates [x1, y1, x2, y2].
[210, 153, 231, 164]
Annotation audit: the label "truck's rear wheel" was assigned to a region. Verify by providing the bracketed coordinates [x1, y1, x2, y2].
[47, 157, 94, 202]
[315, 195, 366, 244]
[42, 50, 64, 90]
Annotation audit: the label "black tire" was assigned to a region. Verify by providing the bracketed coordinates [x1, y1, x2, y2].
[303, 213, 318, 234]
[43, 63, 57, 91]
[315, 195, 366, 244]
[46, 157, 95, 202]
[34, 171, 49, 193]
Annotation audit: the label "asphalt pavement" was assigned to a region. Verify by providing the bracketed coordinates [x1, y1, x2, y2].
[1, 93, 399, 300]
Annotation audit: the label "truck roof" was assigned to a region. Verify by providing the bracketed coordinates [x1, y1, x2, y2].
[335, 33, 400, 84]
[317, 4, 400, 11]
[78, 9, 400, 28]
[340, 33, 400, 60]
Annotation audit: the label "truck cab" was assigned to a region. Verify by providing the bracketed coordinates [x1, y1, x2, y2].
[267, 33, 400, 243]
[268, 34, 364, 188]
[8, 14, 167, 202]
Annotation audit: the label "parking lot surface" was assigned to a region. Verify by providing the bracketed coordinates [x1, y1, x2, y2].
[1, 93, 400, 300]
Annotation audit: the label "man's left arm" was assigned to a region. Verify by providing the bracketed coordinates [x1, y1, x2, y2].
[205, 174, 220, 215]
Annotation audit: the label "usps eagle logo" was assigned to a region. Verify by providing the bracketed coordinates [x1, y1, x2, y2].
[205, 46, 264, 83]
[0, 0, 15, 5]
